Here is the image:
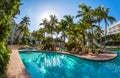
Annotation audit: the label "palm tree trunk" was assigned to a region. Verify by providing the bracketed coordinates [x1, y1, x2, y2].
[50, 28, 52, 38]
[88, 29, 91, 48]
[82, 33, 86, 46]
[63, 31, 66, 43]
[104, 20, 107, 49]
[64, 34, 65, 43]
[98, 21, 102, 49]
[91, 26, 93, 50]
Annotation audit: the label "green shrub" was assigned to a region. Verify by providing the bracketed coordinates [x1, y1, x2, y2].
[42, 43, 55, 50]
[0, 43, 10, 76]
[0, 0, 21, 77]
[0, 74, 7, 78]
[66, 41, 77, 51]
[76, 45, 83, 51]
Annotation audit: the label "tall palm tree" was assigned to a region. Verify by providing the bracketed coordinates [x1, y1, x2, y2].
[101, 7, 116, 48]
[76, 3, 95, 49]
[17, 16, 30, 44]
[38, 28, 46, 44]
[76, 20, 88, 46]
[54, 25, 61, 38]
[59, 19, 68, 42]
[93, 26, 104, 47]
[49, 15, 58, 38]
[64, 15, 74, 40]
[31, 28, 45, 44]
[66, 24, 83, 44]
[40, 18, 49, 37]
[40, 15, 58, 38]
[19, 16, 30, 36]
[94, 5, 104, 48]
[64, 15, 74, 30]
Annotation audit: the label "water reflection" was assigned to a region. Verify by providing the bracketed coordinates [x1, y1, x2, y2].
[20, 51, 120, 78]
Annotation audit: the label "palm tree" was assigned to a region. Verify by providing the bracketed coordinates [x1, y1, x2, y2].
[49, 15, 58, 38]
[31, 28, 45, 44]
[37, 28, 46, 44]
[101, 7, 116, 48]
[40, 15, 58, 38]
[76, 3, 95, 49]
[20, 16, 30, 35]
[17, 16, 30, 44]
[54, 25, 61, 38]
[94, 5, 104, 48]
[64, 15, 74, 30]
[76, 20, 88, 46]
[66, 24, 83, 44]
[93, 26, 104, 48]
[64, 15, 74, 40]
[40, 18, 49, 37]
[59, 19, 67, 42]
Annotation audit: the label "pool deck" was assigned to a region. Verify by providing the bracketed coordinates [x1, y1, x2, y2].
[54, 51, 117, 61]
[72, 52, 117, 61]
[6, 46, 31, 78]
[6, 45, 117, 78]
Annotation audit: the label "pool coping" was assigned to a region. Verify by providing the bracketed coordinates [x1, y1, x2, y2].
[19, 50, 117, 61]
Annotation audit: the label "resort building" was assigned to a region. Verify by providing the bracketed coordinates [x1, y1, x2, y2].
[107, 21, 120, 35]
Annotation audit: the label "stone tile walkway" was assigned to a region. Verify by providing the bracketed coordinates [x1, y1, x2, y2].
[6, 49, 31, 78]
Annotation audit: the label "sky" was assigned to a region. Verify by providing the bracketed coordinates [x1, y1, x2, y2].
[15, 0, 120, 32]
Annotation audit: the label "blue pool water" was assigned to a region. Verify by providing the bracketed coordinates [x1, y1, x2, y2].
[18, 47, 37, 51]
[19, 50, 120, 78]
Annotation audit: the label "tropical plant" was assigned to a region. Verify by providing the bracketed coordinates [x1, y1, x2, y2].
[94, 5, 116, 49]
[76, 3, 96, 49]
[54, 25, 61, 38]
[76, 20, 88, 46]
[60, 15, 74, 42]
[101, 7, 116, 48]
[32, 28, 45, 44]
[0, 0, 21, 75]
[49, 15, 58, 37]
[19, 16, 30, 36]
[94, 5, 104, 48]
[40, 15, 58, 38]
[59, 19, 68, 42]
[15, 16, 30, 44]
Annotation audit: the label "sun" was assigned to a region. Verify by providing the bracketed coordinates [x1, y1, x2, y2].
[42, 13, 50, 21]
[41, 11, 57, 21]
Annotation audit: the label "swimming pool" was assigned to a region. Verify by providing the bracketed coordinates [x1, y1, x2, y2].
[19, 50, 120, 78]
[18, 47, 38, 51]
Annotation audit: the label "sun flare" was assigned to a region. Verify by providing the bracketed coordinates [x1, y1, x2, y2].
[41, 11, 57, 21]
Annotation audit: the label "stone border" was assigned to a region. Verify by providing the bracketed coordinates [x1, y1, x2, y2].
[77, 52, 117, 61]
[19, 50, 117, 61]
[47, 51, 117, 61]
